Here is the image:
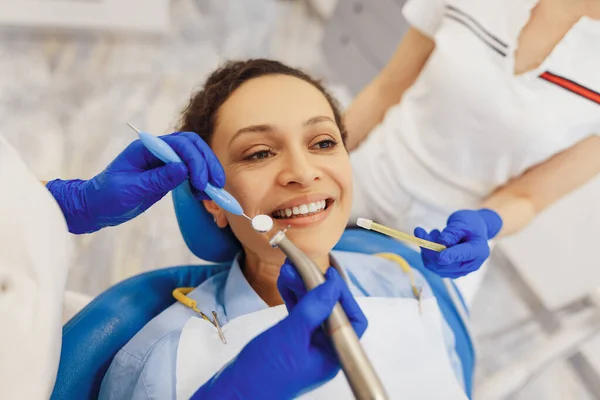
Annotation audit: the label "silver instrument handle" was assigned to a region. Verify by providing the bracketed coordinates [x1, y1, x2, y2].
[270, 231, 388, 400]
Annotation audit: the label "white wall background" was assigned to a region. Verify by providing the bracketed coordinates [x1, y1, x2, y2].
[0, 0, 169, 33]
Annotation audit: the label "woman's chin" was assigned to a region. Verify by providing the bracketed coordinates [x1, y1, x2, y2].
[285, 236, 337, 263]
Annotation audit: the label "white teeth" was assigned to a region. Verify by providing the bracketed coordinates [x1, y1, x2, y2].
[274, 200, 329, 218]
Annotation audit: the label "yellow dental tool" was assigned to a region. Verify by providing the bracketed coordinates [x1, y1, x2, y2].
[356, 218, 447, 252]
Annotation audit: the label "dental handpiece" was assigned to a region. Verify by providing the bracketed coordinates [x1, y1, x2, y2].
[269, 230, 389, 400]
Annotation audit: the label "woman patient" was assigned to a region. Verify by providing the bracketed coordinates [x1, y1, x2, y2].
[99, 60, 479, 399]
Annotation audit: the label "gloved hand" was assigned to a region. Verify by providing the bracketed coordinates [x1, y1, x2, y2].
[46, 131, 224, 234]
[414, 209, 503, 279]
[192, 261, 368, 400]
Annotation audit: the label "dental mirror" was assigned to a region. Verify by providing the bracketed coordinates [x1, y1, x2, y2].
[251, 214, 274, 233]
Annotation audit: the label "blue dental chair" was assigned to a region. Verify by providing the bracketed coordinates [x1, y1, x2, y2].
[52, 183, 473, 399]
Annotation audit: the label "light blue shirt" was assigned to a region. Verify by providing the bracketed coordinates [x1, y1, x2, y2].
[99, 251, 463, 399]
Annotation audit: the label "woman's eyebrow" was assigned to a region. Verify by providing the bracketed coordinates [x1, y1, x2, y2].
[304, 116, 335, 126]
[230, 124, 277, 144]
[230, 116, 336, 145]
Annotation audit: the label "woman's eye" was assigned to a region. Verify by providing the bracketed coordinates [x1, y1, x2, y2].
[312, 139, 337, 150]
[245, 149, 273, 161]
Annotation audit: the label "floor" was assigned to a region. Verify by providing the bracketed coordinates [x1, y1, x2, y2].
[0, 0, 596, 398]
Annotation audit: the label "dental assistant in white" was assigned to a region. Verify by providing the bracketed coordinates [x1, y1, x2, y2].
[347, 0, 600, 303]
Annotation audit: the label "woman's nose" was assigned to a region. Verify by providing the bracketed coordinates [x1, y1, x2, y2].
[277, 152, 321, 187]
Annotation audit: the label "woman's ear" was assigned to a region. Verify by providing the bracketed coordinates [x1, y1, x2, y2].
[203, 200, 228, 228]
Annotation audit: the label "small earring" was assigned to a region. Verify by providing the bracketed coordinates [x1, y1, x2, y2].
[213, 217, 217, 223]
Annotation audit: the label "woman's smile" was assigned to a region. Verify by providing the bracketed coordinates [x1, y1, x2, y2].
[268, 194, 335, 228]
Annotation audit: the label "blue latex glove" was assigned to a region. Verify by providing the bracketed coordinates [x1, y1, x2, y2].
[414, 209, 503, 279]
[192, 262, 368, 400]
[46, 131, 225, 234]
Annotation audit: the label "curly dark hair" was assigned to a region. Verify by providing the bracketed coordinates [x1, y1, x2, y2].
[177, 59, 347, 146]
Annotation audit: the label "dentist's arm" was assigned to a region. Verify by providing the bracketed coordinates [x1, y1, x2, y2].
[0, 137, 71, 399]
[415, 135, 600, 278]
[46, 131, 224, 234]
[479, 135, 600, 237]
[344, 27, 434, 151]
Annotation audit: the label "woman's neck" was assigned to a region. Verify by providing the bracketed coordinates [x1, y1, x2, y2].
[242, 248, 330, 307]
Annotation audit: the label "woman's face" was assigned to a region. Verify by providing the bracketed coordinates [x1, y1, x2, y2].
[205, 74, 352, 263]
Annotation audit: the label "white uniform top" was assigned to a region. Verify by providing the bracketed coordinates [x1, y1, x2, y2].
[0, 136, 72, 399]
[350, 0, 600, 231]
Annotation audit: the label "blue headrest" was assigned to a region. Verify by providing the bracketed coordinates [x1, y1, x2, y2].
[172, 181, 241, 262]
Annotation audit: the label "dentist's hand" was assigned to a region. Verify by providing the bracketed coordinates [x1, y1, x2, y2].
[46, 131, 224, 234]
[415, 209, 503, 278]
[192, 261, 368, 400]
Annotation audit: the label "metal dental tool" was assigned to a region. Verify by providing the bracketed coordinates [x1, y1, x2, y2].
[269, 229, 389, 400]
[212, 311, 227, 345]
[172, 288, 228, 344]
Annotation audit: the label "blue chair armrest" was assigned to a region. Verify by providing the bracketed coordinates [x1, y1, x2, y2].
[52, 264, 228, 400]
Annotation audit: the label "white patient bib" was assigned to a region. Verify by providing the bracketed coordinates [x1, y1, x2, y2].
[176, 297, 467, 400]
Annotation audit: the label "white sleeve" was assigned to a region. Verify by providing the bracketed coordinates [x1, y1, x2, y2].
[0, 136, 72, 399]
[402, 0, 447, 38]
